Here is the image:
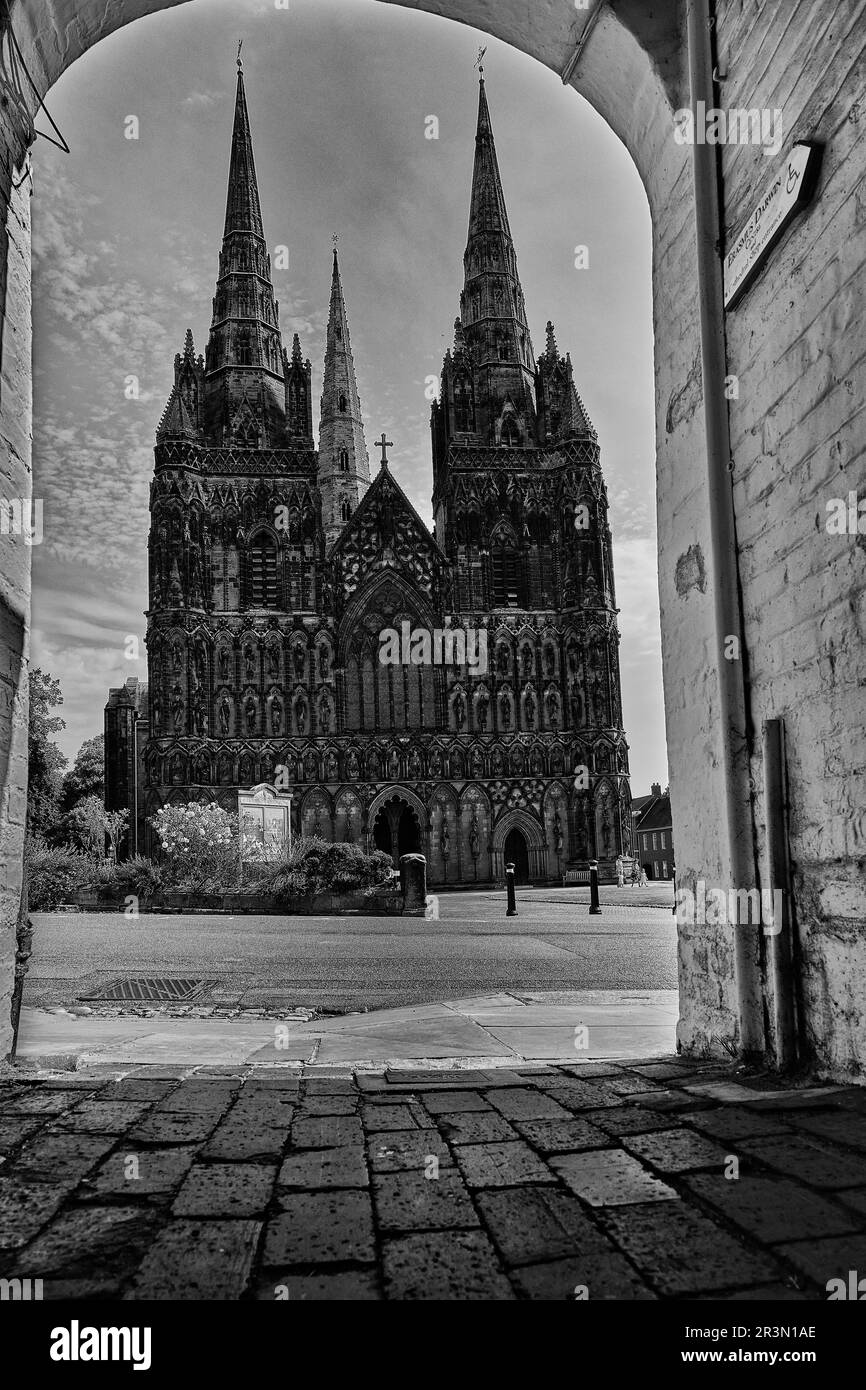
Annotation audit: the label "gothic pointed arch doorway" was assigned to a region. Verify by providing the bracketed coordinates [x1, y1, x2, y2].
[503, 828, 530, 886]
[372, 796, 422, 865]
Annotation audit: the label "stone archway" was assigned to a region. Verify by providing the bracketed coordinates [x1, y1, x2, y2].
[492, 808, 546, 885]
[503, 828, 530, 886]
[2, 0, 864, 1079]
[371, 794, 423, 866]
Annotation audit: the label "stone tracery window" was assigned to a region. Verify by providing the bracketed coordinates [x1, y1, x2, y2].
[249, 532, 278, 608]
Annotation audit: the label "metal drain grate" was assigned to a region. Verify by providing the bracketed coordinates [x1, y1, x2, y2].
[78, 978, 214, 1003]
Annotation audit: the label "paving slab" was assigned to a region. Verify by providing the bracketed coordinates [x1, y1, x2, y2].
[599, 1203, 783, 1296]
[382, 1230, 514, 1300]
[551, 1149, 680, 1206]
[0, 1055, 861, 1300]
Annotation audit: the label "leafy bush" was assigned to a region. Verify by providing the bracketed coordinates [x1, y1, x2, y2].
[25, 837, 91, 910]
[260, 837, 392, 904]
[150, 803, 241, 892]
[111, 855, 164, 905]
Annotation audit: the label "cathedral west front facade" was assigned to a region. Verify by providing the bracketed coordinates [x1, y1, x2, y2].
[107, 58, 633, 887]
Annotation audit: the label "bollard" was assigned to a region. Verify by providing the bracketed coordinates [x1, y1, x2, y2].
[400, 853, 428, 917]
[505, 861, 518, 917]
[589, 859, 602, 915]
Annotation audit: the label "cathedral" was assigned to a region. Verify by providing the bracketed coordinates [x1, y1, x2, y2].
[106, 57, 633, 886]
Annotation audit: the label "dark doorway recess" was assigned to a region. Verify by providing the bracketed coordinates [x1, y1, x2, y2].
[504, 828, 530, 885]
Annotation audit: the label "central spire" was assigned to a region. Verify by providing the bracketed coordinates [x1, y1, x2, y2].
[318, 245, 371, 546]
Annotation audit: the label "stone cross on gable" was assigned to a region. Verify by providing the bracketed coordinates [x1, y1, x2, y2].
[376, 432, 394, 470]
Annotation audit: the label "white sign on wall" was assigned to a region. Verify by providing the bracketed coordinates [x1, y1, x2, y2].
[238, 783, 292, 863]
[724, 142, 822, 309]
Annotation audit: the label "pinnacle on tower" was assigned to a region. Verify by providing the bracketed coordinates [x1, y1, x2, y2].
[318, 244, 371, 548]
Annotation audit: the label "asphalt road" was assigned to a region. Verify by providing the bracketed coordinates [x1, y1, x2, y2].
[26, 886, 678, 1013]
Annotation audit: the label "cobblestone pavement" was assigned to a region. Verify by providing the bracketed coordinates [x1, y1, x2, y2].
[0, 1056, 864, 1300]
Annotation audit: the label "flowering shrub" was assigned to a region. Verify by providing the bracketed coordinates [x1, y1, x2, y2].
[150, 803, 240, 891]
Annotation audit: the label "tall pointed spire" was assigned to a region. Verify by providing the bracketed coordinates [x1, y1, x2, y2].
[223, 55, 264, 240]
[318, 244, 371, 547]
[452, 72, 537, 447]
[200, 55, 290, 447]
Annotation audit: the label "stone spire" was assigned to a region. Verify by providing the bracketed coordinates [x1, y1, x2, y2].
[318, 245, 371, 547]
[457, 72, 537, 444]
[199, 58, 290, 447]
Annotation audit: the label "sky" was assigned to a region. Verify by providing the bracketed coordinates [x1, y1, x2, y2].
[30, 0, 668, 794]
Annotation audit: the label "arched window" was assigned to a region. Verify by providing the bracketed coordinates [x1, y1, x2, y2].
[453, 375, 474, 433]
[339, 393, 348, 412]
[250, 533, 278, 608]
[339, 449, 350, 472]
[501, 416, 520, 446]
[340, 502, 353, 523]
[236, 330, 252, 366]
[491, 543, 521, 608]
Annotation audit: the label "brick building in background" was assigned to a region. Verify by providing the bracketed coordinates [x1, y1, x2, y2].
[106, 62, 632, 885]
[634, 782, 674, 882]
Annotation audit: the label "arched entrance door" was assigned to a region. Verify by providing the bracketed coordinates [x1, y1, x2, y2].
[373, 798, 422, 865]
[504, 828, 530, 885]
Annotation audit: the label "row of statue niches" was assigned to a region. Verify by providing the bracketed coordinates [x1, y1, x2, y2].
[151, 641, 333, 687]
[493, 642, 613, 680]
[150, 741, 621, 788]
[150, 687, 333, 739]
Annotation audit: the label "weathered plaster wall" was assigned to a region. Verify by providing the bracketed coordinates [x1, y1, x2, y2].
[716, 0, 866, 1077]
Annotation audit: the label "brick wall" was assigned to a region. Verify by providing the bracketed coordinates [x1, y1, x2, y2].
[717, 0, 866, 1076]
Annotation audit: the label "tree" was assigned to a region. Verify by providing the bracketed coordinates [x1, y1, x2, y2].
[27, 669, 67, 838]
[62, 794, 105, 860]
[104, 808, 129, 861]
[62, 734, 104, 810]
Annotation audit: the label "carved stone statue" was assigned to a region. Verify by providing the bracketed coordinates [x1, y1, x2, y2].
[294, 646, 306, 680]
[245, 699, 256, 733]
[440, 822, 450, 859]
[453, 692, 466, 731]
[271, 696, 283, 735]
[295, 696, 307, 734]
[499, 692, 511, 730]
[219, 648, 230, 682]
[171, 685, 184, 732]
[546, 690, 560, 729]
[477, 693, 489, 733]
[268, 646, 280, 678]
[319, 646, 330, 681]
[523, 688, 536, 729]
[244, 646, 256, 683]
[219, 697, 231, 736]
[319, 698, 331, 734]
[469, 809, 480, 859]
